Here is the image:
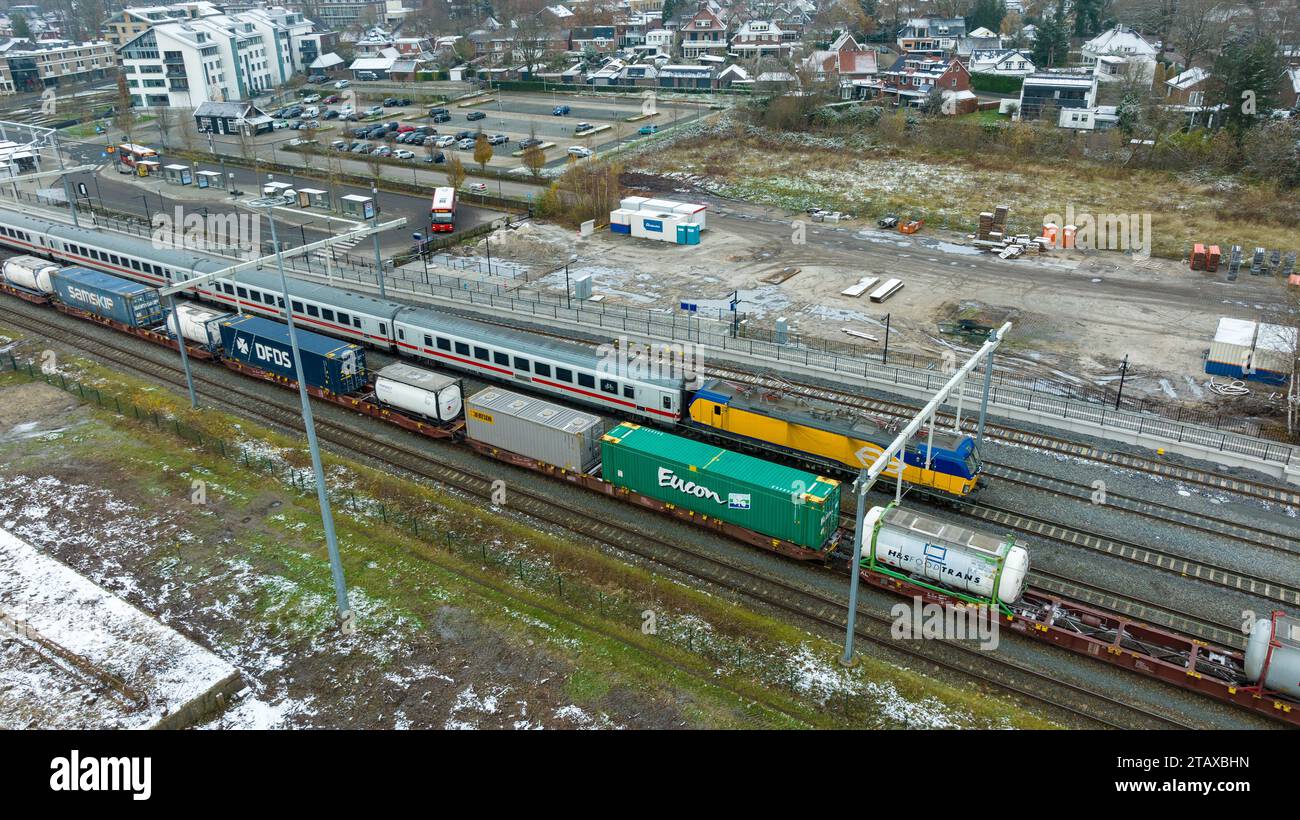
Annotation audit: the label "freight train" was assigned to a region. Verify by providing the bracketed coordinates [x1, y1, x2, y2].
[5, 259, 1300, 722]
[0, 208, 982, 499]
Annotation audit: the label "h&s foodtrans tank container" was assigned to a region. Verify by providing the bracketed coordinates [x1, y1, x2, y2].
[465, 387, 606, 472]
[863, 504, 1029, 605]
[2, 255, 60, 294]
[375, 362, 463, 422]
[1244, 611, 1300, 700]
[219, 314, 367, 394]
[600, 422, 840, 550]
[166, 302, 230, 348]
[50, 267, 164, 328]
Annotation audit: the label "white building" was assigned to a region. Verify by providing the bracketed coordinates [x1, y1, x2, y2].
[1082, 24, 1156, 84]
[120, 10, 325, 108]
[967, 48, 1035, 76]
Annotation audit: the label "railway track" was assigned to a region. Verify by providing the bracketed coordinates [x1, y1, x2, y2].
[0, 300, 1204, 730]
[703, 365, 1300, 508]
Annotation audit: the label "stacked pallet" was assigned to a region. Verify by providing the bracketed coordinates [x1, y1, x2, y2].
[975, 205, 1011, 242]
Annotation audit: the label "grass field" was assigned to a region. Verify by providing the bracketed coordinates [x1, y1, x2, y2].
[0, 324, 1058, 729]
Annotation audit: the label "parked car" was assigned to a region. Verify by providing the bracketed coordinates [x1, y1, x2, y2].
[357, 143, 376, 153]
[394, 149, 415, 159]
[384, 97, 412, 107]
[374, 145, 392, 157]
[324, 110, 340, 120]
[273, 120, 289, 130]
[487, 133, 509, 145]
[455, 129, 476, 140]
[357, 71, 378, 81]
[351, 142, 370, 153]
[423, 135, 440, 146]
[431, 112, 451, 123]
[367, 126, 388, 139]
[467, 182, 488, 193]
[341, 113, 358, 121]
[518, 137, 544, 149]
[424, 151, 445, 164]
[303, 106, 320, 118]
[396, 124, 416, 132]
[456, 138, 475, 150]
[466, 110, 486, 121]
[364, 105, 383, 117]
[574, 122, 594, 133]
[301, 94, 321, 104]
[552, 105, 571, 115]
[428, 107, 449, 117]
[308, 74, 327, 83]
[331, 139, 347, 149]
[567, 146, 593, 158]
[334, 79, 351, 89]
[435, 135, 456, 148]
[638, 124, 658, 135]
[284, 106, 304, 118]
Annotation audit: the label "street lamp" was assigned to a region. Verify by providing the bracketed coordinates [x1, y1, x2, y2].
[138, 194, 152, 223]
[564, 252, 577, 309]
[247, 196, 353, 632]
[370, 184, 386, 298]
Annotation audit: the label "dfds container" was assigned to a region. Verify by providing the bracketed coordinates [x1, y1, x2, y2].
[2, 255, 59, 294]
[1245, 611, 1300, 700]
[219, 314, 367, 394]
[466, 387, 606, 471]
[375, 362, 463, 422]
[862, 505, 1029, 604]
[167, 302, 230, 348]
[600, 422, 841, 549]
[50, 267, 163, 328]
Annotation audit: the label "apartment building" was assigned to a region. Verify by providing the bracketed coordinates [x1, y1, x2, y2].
[0, 38, 117, 95]
[120, 15, 281, 108]
[104, 2, 222, 48]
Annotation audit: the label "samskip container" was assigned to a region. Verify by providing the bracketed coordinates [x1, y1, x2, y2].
[465, 387, 606, 471]
[600, 422, 840, 549]
[219, 314, 367, 394]
[50, 267, 164, 328]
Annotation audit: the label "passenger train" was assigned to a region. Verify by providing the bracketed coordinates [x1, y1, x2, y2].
[0, 207, 979, 496]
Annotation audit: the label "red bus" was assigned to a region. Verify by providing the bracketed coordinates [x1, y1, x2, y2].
[116, 143, 158, 168]
[430, 186, 456, 233]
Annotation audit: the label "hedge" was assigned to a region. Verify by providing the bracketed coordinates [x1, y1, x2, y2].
[970, 72, 1024, 94]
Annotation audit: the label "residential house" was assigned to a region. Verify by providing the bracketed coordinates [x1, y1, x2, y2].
[1082, 24, 1156, 84]
[802, 31, 879, 98]
[730, 20, 795, 61]
[967, 48, 1035, 77]
[1017, 72, 1096, 120]
[679, 7, 728, 60]
[1058, 105, 1119, 130]
[1284, 66, 1300, 109]
[571, 26, 618, 54]
[873, 53, 976, 113]
[896, 17, 966, 53]
[658, 62, 714, 88]
[644, 28, 674, 55]
[1164, 66, 1209, 107]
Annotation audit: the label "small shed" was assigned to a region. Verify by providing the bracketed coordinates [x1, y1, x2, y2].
[163, 164, 192, 185]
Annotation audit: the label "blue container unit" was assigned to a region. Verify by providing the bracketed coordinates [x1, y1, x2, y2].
[675, 224, 701, 245]
[50, 267, 164, 328]
[219, 314, 368, 394]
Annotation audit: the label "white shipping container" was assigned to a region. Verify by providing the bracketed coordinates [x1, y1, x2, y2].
[1254, 323, 1298, 375]
[1208, 317, 1256, 365]
[375, 362, 463, 422]
[671, 202, 707, 230]
[631, 212, 682, 240]
[465, 387, 606, 471]
[2, 255, 60, 294]
[167, 302, 230, 346]
[610, 208, 634, 226]
[642, 198, 682, 213]
[619, 196, 650, 212]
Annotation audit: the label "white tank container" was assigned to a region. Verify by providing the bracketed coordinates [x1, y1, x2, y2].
[1245, 612, 1300, 699]
[863, 505, 1029, 603]
[167, 302, 230, 346]
[375, 362, 462, 422]
[3, 255, 60, 294]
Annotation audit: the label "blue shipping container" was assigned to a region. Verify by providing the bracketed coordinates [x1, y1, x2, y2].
[610, 223, 631, 234]
[1205, 359, 1288, 385]
[50, 267, 164, 328]
[219, 315, 368, 394]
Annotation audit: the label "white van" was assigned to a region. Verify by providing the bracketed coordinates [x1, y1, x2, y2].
[304, 106, 320, 119]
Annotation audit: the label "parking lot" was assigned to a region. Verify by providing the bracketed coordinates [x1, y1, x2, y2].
[271, 86, 712, 171]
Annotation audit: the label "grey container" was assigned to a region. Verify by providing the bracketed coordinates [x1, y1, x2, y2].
[465, 387, 606, 471]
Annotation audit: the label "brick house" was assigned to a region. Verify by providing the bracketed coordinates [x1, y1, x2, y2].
[680, 7, 727, 60]
[873, 53, 976, 113]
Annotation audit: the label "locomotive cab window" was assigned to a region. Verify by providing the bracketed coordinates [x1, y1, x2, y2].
[397, 328, 406, 341]
[378, 323, 386, 335]
[578, 373, 595, 389]
[600, 379, 617, 395]
[662, 396, 673, 410]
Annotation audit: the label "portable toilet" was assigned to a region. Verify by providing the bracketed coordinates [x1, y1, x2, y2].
[676, 223, 701, 245]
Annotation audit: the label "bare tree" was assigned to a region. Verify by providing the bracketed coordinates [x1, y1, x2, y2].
[154, 106, 175, 151]
[1169, 0, 1228, 69]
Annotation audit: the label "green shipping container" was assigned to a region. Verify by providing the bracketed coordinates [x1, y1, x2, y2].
[600, 422, 841, 549]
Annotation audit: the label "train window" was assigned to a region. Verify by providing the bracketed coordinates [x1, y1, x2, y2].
[397, 328, 406, 341]
[713, 406, 721, 415]
[352, 318, 362, 329]
[249, 291, 262, 303]
[623, 385, 635, 399]
[291, 300, 303, 312]
[322, 309, 335, 322]
[474, 347, 489, 361]
[436, 337, 450, 351]
[423, 334, 433, 347]
[493, 351, 509, 366]
[338, 312, 350, 325]
[555, 367, 572, 383]
[224, 283, 234, 295]
[237, 286, 248, 298]
[277, 297, 285, 309]
[600, 379, 617, 395]
[306, 305, 319, 317]
[455, 342, 470, 356]
[153, 265, 163, 276]
[378, 323, 387, 335]
[130, 259, 141, 270]
[110, 255, 120, 265]
[534, 363, 551, 377]
[514, 357, 529, 372]
[578, 373, 595, 389]
[662, 396, 673, 410]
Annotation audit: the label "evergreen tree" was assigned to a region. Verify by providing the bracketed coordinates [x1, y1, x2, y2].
[1211, 37, 1284, 135]
[1031, 2, 1071, 68]
[1072, 0, 1103, 38]
[966, 0, 1006, 33]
